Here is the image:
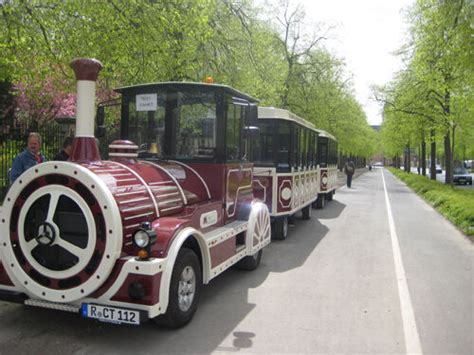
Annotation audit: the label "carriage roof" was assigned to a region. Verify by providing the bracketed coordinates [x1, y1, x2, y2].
[115, 82, 259, 103]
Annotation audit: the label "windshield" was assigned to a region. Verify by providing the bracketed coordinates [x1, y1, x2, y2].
[454, 167, 467, 174]
[127, 91, 217, 160]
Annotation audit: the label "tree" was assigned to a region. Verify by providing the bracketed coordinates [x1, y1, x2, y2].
[378, 0, 473, 183]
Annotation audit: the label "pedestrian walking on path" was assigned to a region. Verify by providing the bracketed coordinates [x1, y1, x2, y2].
[344, 159, 355, 188]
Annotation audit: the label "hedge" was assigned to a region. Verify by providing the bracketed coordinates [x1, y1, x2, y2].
[389, 167, 474, 239]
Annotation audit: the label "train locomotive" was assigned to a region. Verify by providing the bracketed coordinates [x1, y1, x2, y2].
[0, 59, 271, 327]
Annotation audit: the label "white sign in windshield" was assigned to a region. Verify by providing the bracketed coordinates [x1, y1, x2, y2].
[136, 94, 157, 111]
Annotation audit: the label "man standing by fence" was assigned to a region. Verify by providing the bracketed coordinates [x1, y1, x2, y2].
[9, 132, 46, 184]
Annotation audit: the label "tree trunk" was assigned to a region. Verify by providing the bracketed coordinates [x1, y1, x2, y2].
[443, 88, 453, 185]
[421, 132, 426, 176]
[444, 132, 452, 184]
[404, 149, 408, 172]
[430, 129, 436, 180]
[408, 146, 411, 172]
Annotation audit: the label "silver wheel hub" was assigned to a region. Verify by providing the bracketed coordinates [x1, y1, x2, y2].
[178, 266, 196, 312]
[36, 222, 56, 246]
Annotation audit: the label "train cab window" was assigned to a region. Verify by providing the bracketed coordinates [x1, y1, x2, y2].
[128, 96, 166, 157]
[126, 91, 217, 160]
[178, 94, 216, 159]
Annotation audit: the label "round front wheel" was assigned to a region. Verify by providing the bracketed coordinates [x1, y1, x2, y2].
[158, 248, 201, 328]
[272, 217, 288, 240]
[236, 249, 263, 271]
[315, 194, 325, 209]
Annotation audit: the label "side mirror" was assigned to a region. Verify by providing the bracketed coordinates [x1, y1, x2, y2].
[244, 103, 258, 126]
[95, 106, 106, 138]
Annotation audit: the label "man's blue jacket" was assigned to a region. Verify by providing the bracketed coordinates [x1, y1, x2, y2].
[10, 149, 46, 184]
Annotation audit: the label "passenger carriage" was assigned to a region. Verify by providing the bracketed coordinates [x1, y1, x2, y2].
[313, 129, 338, 209]
[0, 59, 271, 327]
[251, 107, 327, 240]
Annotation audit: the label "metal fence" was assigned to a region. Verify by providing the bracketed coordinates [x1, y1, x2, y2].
[0, 121, 65, 202]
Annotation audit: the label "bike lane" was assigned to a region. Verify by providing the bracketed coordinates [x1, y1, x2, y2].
[381, 168, 473, 354]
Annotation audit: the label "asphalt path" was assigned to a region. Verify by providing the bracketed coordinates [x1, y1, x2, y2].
[0, 168, 472, 354]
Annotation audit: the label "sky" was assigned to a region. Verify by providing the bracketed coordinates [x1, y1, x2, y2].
[298, 0, 415, 125]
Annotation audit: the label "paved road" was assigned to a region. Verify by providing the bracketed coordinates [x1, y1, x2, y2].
[0, 168, 472, 354]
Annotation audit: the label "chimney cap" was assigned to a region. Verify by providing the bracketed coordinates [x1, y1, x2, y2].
[70, 58, 103, 81]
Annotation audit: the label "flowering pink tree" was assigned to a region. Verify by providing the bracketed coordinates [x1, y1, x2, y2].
[14, 77, 75, 123]
[14, 77, 116, 124]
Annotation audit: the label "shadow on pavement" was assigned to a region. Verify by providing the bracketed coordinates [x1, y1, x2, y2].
[0, 213, 331, 355]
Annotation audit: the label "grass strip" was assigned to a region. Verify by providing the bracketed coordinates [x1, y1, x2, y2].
[389, 167, 474, 239]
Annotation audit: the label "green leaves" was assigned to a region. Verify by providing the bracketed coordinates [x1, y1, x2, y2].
[1, 0, 376, 159]
[380, 0, 474, 172]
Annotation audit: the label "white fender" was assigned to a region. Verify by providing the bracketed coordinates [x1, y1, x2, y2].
[245, 201, 271, 255]
[159, 227, 211, 313]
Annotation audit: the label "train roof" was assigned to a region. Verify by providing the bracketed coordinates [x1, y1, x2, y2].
[315, 129, 337, 141]
[114, 82, 259, 103]
[258, 107, 337, 141]
[258, 107, 317, 131]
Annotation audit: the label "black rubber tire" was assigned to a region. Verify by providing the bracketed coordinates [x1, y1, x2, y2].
[235, 249, 263, 271]
[302, 205, 311, 220]
[155, 248, 201, 328]
[315, 194, 325, 209]
[327, 190, 334, 201]
[272, 217, 288, 240]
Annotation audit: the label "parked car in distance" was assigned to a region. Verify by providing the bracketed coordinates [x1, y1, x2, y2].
[453, 167, 473, 185]
[427, 164, 443, 174]
[373, 162, 383, 168]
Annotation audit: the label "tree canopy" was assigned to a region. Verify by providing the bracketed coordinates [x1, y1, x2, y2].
[0, 0, 376, 159]
[377, 0, 473, 182]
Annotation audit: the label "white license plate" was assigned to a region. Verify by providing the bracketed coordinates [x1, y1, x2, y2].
[81, 304, 140, 325]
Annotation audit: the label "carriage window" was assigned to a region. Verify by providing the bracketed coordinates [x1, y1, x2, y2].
[276, 121, 290, 170]
[300, 128, 307, 167]
[252, 121, 273, 166]
[226, 103, 243, 161]
[292, 125, 299, 168]
[318, 138, 328, 167]
[308, 131, 316, 167]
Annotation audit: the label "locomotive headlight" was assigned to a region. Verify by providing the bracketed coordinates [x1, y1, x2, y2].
[133, 230, 151, 248]
[133, 222, 157, 260]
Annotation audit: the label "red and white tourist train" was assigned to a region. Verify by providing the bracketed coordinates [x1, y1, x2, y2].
[0, 59, 271, 327]
[251, 107, 338, 239]
[314, 128, 338, 208]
